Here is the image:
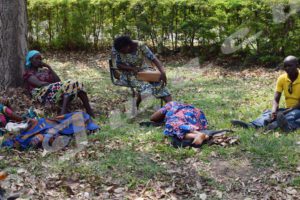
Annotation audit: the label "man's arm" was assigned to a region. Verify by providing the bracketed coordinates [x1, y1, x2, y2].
[271, 92, 281, 120]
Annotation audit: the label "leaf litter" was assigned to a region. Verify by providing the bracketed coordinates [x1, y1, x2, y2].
[0, 52, 299, 199]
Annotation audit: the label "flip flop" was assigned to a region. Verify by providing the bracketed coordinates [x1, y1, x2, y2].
[139, 121, 164, 127]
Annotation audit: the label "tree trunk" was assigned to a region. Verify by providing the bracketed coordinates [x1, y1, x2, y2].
[0, 0, 27, 89]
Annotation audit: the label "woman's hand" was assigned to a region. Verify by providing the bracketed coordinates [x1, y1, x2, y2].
[160, 72, 167, 87]
[41, 62, 51, 69]
[40, 62, 61, 82]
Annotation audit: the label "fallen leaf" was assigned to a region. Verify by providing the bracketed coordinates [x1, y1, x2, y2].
[106, 186, 115, 193]
[274, 132, 280, 138]
[286, 187, 297, 195]
[0, 171, 8, 181]
[165, 187, 175, 193]
[17, 168, 27, 174]
[200, 193, 207, 200]
[114, 187, 124, 194]
[215, 190, 223, 198]
[196, 181, 202, 190]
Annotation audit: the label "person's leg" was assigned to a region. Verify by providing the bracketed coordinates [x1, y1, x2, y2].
[231, 109, 283, 129]
[248, 110, 273, 128]
[278, 109, 300, 132]
[136, 93, 142, 109]
[61, 94, 72, 115]
[77, 91, 95, 118]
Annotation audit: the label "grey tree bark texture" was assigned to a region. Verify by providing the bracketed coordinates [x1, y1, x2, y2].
[0, 0, 27, 89]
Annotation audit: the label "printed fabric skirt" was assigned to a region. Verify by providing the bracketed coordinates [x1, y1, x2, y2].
[31, 80, 85, 104]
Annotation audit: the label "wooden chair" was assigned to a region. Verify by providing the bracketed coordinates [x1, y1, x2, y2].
[109, 58, 136, 98]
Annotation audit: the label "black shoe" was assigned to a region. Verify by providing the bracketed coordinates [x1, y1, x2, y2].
[231, 120, 251, 129]
[265, 122, 278, 131]
[170, 137, 203, 148]
[202, 129, 233, 137]
[139, 121, 164, 127]
[276, 112, 291, 133]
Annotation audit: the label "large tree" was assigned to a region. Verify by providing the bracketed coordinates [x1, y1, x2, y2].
[0, 0, 27, 89]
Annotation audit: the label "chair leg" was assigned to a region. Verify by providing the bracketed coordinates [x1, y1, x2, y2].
[130, 87, 135, 98]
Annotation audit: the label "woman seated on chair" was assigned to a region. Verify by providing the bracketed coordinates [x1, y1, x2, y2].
[111, 36, 172, 108]
[150, 101, 209, 145]
[23, 50, 95, 117]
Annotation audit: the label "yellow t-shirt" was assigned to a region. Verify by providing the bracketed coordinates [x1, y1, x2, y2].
[276, 71, 300, 108]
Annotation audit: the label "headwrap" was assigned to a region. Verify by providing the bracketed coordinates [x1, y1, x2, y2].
[25, 50, 41, 69]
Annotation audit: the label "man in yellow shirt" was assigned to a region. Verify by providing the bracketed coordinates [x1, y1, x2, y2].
[231, 56, 300, 132]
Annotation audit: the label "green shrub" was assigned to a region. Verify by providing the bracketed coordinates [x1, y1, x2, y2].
[27, 0, 300, 64]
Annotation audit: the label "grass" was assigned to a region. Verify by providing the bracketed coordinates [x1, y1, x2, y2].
[1, 55, 299, 198]
[38, 59, 300, 172]
[50, 149, 164, 188]
[291, 176, 300, 187]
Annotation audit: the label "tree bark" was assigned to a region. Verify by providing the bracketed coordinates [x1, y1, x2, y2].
[0, 0, 27, 89]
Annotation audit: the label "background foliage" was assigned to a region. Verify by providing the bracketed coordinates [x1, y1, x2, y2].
[28, 0, 300, 64]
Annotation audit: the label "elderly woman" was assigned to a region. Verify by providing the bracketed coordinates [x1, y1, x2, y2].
[23, 50, 94, 117]
[111, 36, 172, 108]
[150, 101, 209, 146]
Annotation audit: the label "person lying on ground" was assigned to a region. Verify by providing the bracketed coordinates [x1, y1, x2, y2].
[23, 50, 95, 117]
[0, 98, 23, 128]
[150, 101, 209, 145]
[111, 36, 172, 108]
[1, 111, 99, 150]
[231, 56, 300, 132]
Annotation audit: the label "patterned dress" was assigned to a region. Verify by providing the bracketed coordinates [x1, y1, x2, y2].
[111, 41, 171, 98]
[158, 101, 208, 139]
[23, 69, 85, 104]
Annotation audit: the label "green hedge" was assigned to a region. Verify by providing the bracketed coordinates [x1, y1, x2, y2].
[27, 0, 300, 64]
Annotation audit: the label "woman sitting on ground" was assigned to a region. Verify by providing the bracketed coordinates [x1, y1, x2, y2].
[111, 36, 172, 108]
[150, 101, 209, 145]
[23, 50, 94, 117]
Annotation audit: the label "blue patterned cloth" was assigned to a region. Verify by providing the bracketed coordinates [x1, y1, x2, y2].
[159, 102, 208, 139]
[1, 112, 99, 150]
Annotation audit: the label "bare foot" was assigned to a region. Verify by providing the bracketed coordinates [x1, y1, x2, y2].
[192, 132, 209, 145]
